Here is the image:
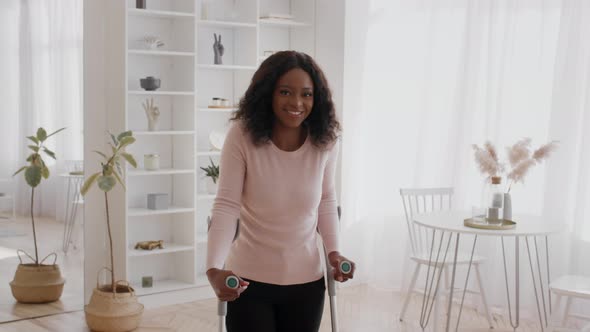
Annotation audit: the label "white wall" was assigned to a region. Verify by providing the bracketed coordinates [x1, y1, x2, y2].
[315, 0, 346, 202]
[83, 0, 127, 302]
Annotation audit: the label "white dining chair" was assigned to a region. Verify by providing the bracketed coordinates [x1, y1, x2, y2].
[549, 275, 590, 331]
[0, 178, 17, 222]
[399, 187, 493, 328]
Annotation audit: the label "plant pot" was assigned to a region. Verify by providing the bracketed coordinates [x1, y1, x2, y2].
[207, 179, 218, 194]
[85, 283, 144, 332]
[10, 263, 65, 303]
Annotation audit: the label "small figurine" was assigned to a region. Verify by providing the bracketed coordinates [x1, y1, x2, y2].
[213, 33, 224, 65]
[142, 98, 160, 131]
[134, 240, 164, 250]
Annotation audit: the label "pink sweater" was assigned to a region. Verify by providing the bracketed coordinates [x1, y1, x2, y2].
[206, 122, 340, 285]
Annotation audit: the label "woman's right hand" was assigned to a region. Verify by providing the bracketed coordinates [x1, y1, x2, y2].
[206, 268, 249, 302]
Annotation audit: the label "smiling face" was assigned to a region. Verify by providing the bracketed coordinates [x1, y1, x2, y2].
[271, 68, 314, 130]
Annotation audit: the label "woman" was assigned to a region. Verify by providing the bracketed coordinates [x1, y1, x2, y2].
[206, 50, 356, 332]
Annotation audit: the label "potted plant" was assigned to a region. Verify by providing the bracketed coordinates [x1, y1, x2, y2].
[200, 157, 219, 194]
[10, 127, 66, 303]
[80, 131, 144, 332]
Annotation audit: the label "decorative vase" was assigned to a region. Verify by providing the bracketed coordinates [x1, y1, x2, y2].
[503, 193, 512, 220]
[136, 0, 146, 9]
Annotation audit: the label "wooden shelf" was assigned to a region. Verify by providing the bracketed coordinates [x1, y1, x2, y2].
[129, 243, 194, 257]
[134, 130, 195, 136]
[127, 8, 195, 19]
[133, 279, 197, 296]
[128, 50, 195, 57]
[198, 20, 256, 28]
[129, 169, 194, 176]
[128, 206, 194, 217]
[197, 64, 257, 71]
[128, 90, 195, 96]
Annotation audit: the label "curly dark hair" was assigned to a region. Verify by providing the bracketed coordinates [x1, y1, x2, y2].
[231, 51, 340, 149]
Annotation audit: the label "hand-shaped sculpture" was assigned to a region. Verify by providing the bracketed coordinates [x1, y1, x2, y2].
[142, 98, 160, 131]
[213, 33, 224, 65]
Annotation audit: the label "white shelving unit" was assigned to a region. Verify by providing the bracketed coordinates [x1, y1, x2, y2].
[118, 0, 317, 297]
[124, 0, 198, 296]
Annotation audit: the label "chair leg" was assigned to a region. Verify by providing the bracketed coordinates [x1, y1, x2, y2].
[549, 294, 562, 329]
[400, 263, 421, 322]
[562, 297, 572, 327]
[474, 264, 494, 328]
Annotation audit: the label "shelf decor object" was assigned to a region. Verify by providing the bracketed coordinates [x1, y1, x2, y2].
[142, 98, 160, 131]
[213, 33, 224, 64]
[140, 76, 161, 91]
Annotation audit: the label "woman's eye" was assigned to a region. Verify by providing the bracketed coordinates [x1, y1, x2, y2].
[303, 92, 313, 97]
[279, 90, 290, 96]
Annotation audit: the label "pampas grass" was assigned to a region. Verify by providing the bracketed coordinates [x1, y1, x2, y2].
[473, 139, 558, 192]
[472, 142, 503, 178]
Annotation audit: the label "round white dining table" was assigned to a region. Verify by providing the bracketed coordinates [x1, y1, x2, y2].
[413, 210, 563, 332]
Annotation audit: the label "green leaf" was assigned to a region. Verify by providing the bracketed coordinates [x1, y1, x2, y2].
[26, 154, 34, 162]
[13, 166, 27, 177]
[36, 128, 47, 142]
[97, 175, 116, 192]
[46, 127, 66, 139]
[25, 166, 42, 188]
[28, 145, 40, 152]
[120, 153, 137, 168]
[42, 166, 50, 179]
[81, 172, 101, 196]
[115, 161, 122, 176]
[43, 148, 56, 160]
[93, 150, 108, 159]
[27, 136, 39, 144]
[117, 131, 132, 141]
[118, 136, 136, 148]
[113, 170, 126, 191]
[32, 155, 43, 167]
[109, 132, 118, 146]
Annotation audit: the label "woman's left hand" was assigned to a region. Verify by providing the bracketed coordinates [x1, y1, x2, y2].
[328, 251, 356, 282]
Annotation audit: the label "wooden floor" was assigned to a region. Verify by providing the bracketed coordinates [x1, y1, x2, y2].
[0, 216, 84, 322]
[0, 283, 567, 332]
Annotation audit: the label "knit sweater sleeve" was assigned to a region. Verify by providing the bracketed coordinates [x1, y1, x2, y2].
[206, 124, 245, 271]
[317, 141, 340, 254]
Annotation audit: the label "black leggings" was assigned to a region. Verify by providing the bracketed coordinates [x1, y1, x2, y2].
[226, 277, 325, 332]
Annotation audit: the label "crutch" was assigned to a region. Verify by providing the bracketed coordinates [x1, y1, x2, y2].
[212, 207, 350, 332]
[207, 216, 239, 332]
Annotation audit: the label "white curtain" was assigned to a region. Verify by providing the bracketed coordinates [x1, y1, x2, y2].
[341, 0, 590, 319]
[0, 0, 83, 218]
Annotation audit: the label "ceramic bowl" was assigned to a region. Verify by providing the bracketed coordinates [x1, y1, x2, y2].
[140, 77, 161, 91]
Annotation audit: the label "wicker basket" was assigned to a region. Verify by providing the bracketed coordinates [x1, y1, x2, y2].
[85, 277, 144, 332]
[9, 252, 65, 303]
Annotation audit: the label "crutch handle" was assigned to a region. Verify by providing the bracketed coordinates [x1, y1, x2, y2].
[339, 260, 352, 274]
[225, 275, 239, 289]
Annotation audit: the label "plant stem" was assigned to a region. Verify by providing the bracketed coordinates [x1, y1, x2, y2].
[104, 192, 116, 293]
[31, 187, 39, 265]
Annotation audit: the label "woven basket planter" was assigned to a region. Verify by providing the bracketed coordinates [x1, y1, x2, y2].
[85, 282, 144, 332]
[9, 252, 65, 304]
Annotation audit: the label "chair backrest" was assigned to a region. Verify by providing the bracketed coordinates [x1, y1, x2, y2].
[399, 187, 454, 256]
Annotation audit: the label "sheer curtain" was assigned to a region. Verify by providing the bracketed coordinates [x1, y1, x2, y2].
[0, 0, 83, 218]
[341, 0, 590, 317]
